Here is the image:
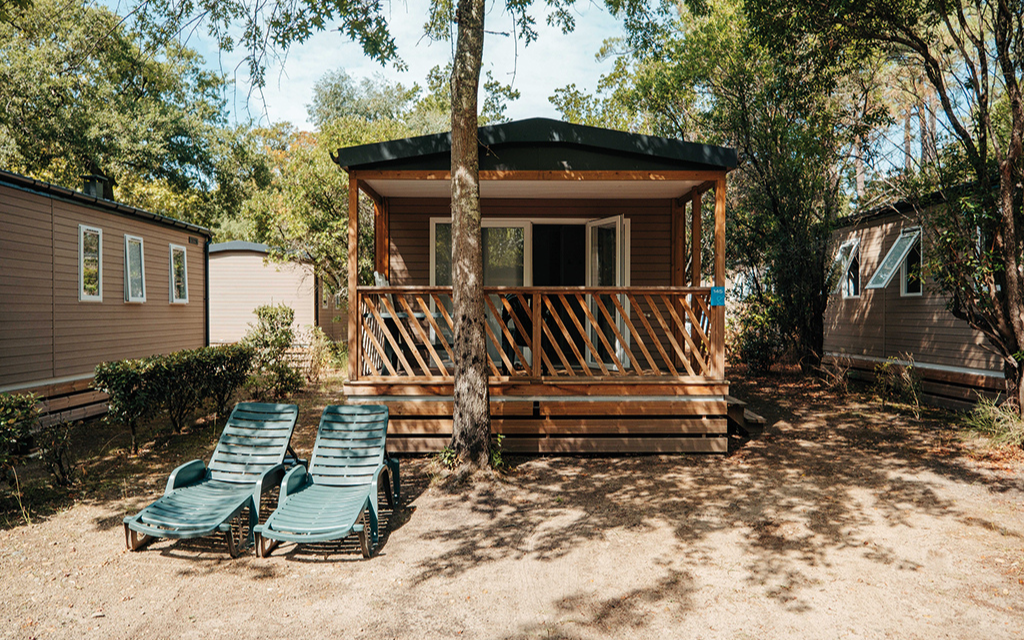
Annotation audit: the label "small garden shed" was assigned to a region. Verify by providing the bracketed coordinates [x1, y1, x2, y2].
[208, 241, 347, 344]
[332, 118, 741, 453]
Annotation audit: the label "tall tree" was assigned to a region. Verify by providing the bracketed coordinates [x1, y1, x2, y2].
[0, 0, 254, 227]
[557, 0, 877, 369]
[748, 0, 1024, 410]
[125, 0, 583, 469]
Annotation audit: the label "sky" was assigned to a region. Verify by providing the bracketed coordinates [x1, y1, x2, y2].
[178, 0, 627, 131]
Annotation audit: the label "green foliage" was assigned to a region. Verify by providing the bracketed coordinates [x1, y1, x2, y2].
[149, 349, 206, 434]
[0, 0, 266, 229]
[299, 327, 334, 385]
[93, 359, 155, 454]
[203, 344, 255, 420]
[307, 69, 421, 129]
[965, 396, 1024, 449]
[873, 356, 922, 416]
[95, 346, 256, 451]
[558, 0, 869, 370]
[734, 296, 785, 375]
[243, 304, 302, 399]
[438, 445, 460, 470]
[0, 393, 38, 481]
[489, 434, 506, 470]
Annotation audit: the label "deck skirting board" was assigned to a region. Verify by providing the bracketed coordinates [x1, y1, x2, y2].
[388, 435, 727, 454]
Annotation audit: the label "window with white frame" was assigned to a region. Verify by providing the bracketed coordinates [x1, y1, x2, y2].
[901, 237, 923, 296]
[169, 244, 188, 303]
[79, 225, 102, 301]
[124, 235, 146, 302]
[866, 227, 921, 290]
[832, 238, 860, 298]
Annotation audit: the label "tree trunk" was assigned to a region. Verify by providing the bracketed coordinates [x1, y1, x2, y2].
[903, 112, 913, 172]
[448, 0, 491, 469]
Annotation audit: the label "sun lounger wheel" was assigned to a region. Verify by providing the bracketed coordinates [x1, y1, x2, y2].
[124, 524, 154, 552]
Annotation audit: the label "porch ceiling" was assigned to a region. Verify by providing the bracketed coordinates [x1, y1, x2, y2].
[363, 177, 705, 200]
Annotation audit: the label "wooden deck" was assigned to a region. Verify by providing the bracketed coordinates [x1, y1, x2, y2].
[345, 285, 731, 453]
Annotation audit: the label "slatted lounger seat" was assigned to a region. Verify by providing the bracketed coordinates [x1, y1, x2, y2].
[254, 404, 399, 558]
[123, 402, 299, 557]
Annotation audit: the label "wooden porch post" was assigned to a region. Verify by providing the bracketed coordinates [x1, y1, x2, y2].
[373, 198, 389, 279]
[712, 175, 727, 379]
[690, 189, 702, 286]
[348, 173, 360, 381]
[671, 197, 687, 366]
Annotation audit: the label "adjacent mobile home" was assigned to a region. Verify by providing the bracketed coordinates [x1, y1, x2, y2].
[208, 241, 347, 344]
[0, 169, 210, 421]
[824, 200, 1004, 408]
[334, 118, 740, 453]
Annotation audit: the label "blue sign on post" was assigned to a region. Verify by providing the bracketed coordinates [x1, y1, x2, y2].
[710, 286, 725, 306]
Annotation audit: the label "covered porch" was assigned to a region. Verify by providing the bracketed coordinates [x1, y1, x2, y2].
[335, 119, 737, 453]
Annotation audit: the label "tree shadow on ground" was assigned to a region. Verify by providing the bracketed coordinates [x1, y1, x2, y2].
[409, 368, 1024, 630]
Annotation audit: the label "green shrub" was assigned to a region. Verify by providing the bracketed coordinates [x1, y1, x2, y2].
[244, 304, 301, 399]
[203, 344, 254, 420]
[735, 297, 785, 375]
[37, 419, 77, 488]
[299, 326, 333, 384]
[149, 348, 206, 434]
[94, 359, 155, 454]
[873, 355, 922, 416]
[964, 396, 1024, 448]
[0, 393, 38, 482]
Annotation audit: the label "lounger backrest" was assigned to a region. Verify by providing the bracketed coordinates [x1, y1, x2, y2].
[208, 402, 299, 484]
[310, 405, 389, 487]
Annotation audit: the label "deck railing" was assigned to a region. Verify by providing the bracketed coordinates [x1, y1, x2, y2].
[352, 286, 724, 383]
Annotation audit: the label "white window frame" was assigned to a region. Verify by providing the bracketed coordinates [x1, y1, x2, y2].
[123, 235, 146, 303]
[831, 238, 860, 297]
[429, 217, 535, 286]
[900, 237, 924, 297]
[78, 225, 103, 302]
[169, 244, 189, 304]
[866, 227, 922, 290]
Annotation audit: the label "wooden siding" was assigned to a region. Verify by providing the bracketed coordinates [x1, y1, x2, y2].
[1, 185, 55, 387]
[387, 197, 672, 287]
[0, 183, 206, 390]
[208, 251, 317, 344]
[823, 211, 1003, 388]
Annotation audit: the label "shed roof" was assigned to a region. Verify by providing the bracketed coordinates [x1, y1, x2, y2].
[0, 168, 212, 237]
[332, 118, 737, 200]
[209, 241, 270, 254]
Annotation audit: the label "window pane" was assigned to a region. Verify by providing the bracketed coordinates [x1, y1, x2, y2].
[904, 243, 922, 294]
[867, 230, 920, 289]
[434, 223, 452, 286]
[482, 227, 524, 286]
[82, 229, 100, 297]
[172, 248, 187, 301]
[127, 238, 144, 300]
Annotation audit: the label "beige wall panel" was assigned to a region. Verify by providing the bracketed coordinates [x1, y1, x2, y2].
[824, 211, 1002, 376]
[208, 251, 317, 344]
[0, 184, 54, 386]
[49, 199, 206, 379]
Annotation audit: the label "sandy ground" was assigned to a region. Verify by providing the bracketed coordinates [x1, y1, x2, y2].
[2, 372, 1023, 639]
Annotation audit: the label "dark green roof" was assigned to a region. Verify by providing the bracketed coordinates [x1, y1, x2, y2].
[332, 118, 737, 173]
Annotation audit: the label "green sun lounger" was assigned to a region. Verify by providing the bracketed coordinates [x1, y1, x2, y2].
[123, 402, 300, 557]
[254, 404, 399, 558]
